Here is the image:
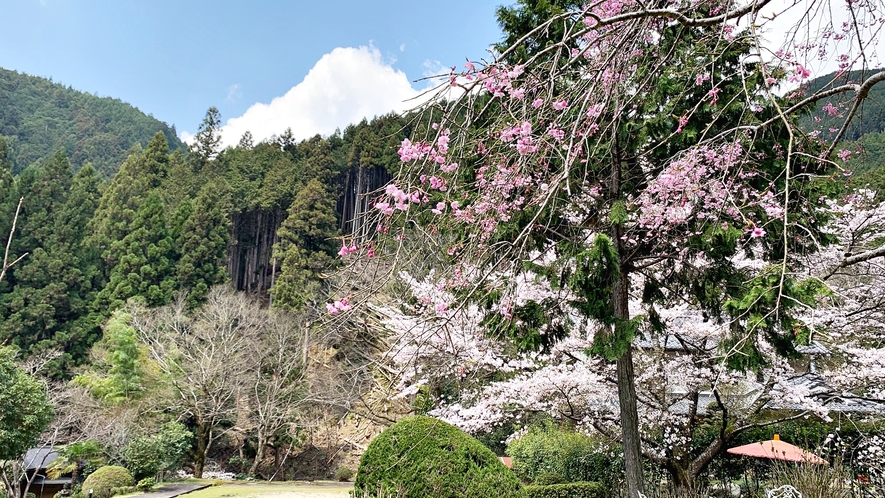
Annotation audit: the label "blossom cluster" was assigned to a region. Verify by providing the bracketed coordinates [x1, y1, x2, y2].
[632, 143, 777, 246]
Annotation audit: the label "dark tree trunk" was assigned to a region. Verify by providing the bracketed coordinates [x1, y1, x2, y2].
[615, 303, 645, 497]
[193, 422, 210, 478]
[226, 208, 283, 297]
[611, 140, 645, 497]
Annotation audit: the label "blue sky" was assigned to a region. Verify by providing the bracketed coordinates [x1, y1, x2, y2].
[0, 0, 504, 144]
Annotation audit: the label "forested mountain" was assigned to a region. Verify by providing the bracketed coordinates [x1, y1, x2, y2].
[0, 67, 184, 177]
[0, 106, 415, 375]
[800, 68, 885, 141]
[2, 63, 884, 377]
[798, 69, 885, 187]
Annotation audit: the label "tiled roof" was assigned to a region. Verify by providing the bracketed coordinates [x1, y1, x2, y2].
[23, 447, 59, 471]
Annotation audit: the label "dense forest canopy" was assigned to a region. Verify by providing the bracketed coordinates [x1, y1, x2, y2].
[0, 67, 184, 178]
[0, 106, 413, 376]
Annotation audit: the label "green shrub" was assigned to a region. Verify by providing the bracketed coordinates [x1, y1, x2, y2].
[354, 415, 526, 498]
[81, 466, 134, 498]
[25, 493, 36, 498]
[122, 422, 192, 480]
[534, 472, 566, 485]
[524, 482, 606, 498]
[335, 466, 354, 482]
[109, 487, 136, 496]
[507, 422, 623, 487]
[136, 477, 155, 492]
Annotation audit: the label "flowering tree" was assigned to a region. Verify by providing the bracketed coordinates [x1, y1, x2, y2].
[812, 191, 885, 400]
[374, 250, 884, 488]
[333, 0, 885, 495]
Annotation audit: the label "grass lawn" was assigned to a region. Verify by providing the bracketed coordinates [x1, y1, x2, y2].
[182, 482, 353, 498]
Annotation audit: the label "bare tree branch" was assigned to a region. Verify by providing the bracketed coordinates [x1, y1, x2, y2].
[0, 197, 27, 284]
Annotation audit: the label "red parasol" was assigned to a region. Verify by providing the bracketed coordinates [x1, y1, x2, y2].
[726, 434, 827, 464]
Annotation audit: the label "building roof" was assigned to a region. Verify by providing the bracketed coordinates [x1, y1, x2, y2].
[764, 373, 885, 414]
[667, 373, 885, 416]
[795, 341, 831, 355]
[634, 334, 717, 352]
[23, 448, 59, 471]
[30, 476, 72, 485]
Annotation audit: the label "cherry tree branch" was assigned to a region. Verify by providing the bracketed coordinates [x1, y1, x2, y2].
[839, 243, 885, 268]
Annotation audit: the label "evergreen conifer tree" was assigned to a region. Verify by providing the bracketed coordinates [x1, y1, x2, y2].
[272, 179, 339, 310]
[176, 182, 230, 307]
[95, 193, 177, 310]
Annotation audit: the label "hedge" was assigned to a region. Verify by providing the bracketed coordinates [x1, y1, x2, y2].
[524, 481, 607, 498]
[354, 415, 525, 498]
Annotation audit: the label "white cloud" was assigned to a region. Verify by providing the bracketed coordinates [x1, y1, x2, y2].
[422, 59, 447, 79]
[400, 43, 406, 52]
[225, 83, 241, 103]
[187, 45, 430, 147]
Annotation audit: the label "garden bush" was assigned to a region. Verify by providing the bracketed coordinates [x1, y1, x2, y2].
[534, 472, 566, 485]
[136, 477, 156, 492]
[507, 422, 623, 488]
[122, 422, 192, 480]
[334, 466, 354, 482]
[523, 482, 606, 498]
[81, 466, 134, 498]
[354, 415, 525, 498]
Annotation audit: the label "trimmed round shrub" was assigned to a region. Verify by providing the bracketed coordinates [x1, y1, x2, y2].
[354, 415, 525, 498]
[524, 482, 606, 498]
[81, 466, 134, 498]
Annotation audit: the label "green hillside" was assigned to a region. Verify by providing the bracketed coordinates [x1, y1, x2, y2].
[799, 68, 885, 141]
[797, 68, 885, 184]
[0, 67, 184, 178]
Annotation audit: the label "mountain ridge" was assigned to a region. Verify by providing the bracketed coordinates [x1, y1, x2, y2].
[0, 66, 185, 178]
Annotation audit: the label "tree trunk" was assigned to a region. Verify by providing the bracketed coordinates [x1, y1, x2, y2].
[608, 134, 645, 497]
[193, 423, 210, 478]
[667, 462, 692, 490]
[617, 342, 645, 496]
[612, 230, 644, 496]
[249, 434, 266, 477]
